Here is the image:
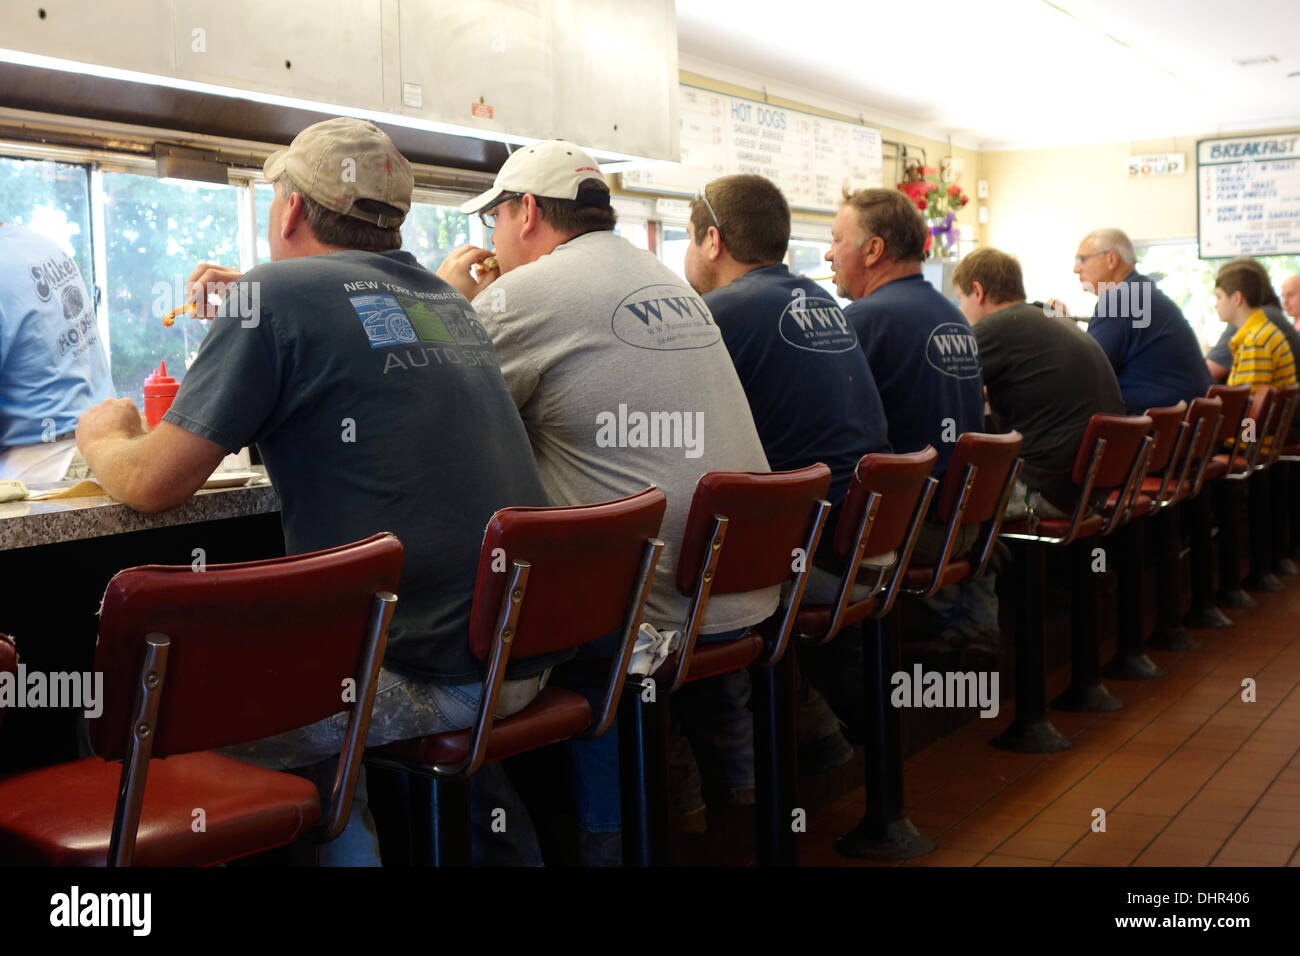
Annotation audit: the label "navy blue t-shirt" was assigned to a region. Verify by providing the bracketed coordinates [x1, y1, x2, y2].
[704, 265, 891, 511]
[1086, 270, 1212, 413]
[845, 273, 984, 476]
[165, 250, 554, 683]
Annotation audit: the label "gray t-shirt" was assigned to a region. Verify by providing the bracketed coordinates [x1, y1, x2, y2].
[165, 250, 554, 683]
[473, 231, 777, 633]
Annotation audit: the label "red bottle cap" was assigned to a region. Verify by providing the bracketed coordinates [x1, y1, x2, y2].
[144, 360, 178, 391]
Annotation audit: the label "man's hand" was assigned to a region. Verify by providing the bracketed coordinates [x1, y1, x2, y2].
[75, 402, 229, 513]
[436, 245, 499, 301]
[76, 397, 146, 454]
[186, 262, 244, 319]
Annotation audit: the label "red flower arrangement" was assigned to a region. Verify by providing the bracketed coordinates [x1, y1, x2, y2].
[898, 164, 968, 258]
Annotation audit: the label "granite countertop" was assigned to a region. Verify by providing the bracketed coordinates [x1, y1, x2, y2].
[0, 468, 281, 551]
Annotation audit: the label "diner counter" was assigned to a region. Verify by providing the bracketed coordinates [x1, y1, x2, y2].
[0, 469, 280, 551]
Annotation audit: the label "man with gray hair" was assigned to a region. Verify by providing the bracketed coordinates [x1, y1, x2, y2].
[1282, 274, 1300, 330]
[1073, 227, 1209, 412]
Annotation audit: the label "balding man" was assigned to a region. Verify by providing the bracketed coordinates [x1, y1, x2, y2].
[1073, 228, 1210, 412]
[1283, 274, 1300, 331]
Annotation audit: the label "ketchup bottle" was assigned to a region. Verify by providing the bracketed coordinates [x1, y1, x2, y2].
[143, 360, 179, 430]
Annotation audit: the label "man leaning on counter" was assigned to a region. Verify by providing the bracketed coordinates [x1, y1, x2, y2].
[71, 116, 557, 866]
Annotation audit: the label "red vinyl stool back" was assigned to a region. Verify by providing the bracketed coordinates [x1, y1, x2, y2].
[0, 533, 403, 867]
[1209, 384, 1253, 447]
[370, 488, 667, 781]
[93, 534, 402, 759]
[663, 464, 832, 690]
[904, 431, 1024, 597]
[467, 487, 667, 662]
[796, 447, 939, 642]
[1183, 396, 1225, 496]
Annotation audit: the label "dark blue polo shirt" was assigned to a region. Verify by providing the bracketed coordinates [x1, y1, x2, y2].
[703, 264, 890, 509]
[845, 273, 984, 476]
[1086, 270, 1212, 413]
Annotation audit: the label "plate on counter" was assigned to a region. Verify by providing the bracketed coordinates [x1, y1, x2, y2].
[202, 471, 261, 489]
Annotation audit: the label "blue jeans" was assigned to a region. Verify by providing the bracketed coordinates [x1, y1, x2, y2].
[223, 666, 543, 865]
[562, 625, 754, 832]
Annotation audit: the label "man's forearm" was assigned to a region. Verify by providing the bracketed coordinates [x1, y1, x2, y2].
[82, 433, 175, 512]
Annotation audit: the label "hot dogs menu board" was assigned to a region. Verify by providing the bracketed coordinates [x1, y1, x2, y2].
[621, 85, 884, 212]
[1198, 133, 1300, 258]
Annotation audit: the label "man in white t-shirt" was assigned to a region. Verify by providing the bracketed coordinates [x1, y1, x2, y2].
[438, 142, 774, 860]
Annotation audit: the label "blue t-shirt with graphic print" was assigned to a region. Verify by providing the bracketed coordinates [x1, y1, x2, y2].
[845, 273, 985, 476]
[164, 249, 554, 683]
[703, 264, 890, 509]
[0, 223, 115, 450]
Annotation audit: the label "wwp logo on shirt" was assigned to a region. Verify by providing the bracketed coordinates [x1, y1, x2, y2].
[611, 284, 721, 351]
[779, 291, 856, 352]
[925, 323, 982, 379]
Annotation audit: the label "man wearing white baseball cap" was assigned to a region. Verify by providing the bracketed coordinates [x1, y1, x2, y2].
[438, 142, 774, 863]
[76, 116, 556, 866]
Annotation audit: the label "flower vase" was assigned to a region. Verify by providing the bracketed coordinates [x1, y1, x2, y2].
[928, 218, 956, 260]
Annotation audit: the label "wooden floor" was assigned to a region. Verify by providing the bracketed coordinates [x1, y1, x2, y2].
[801, 575, 1300, 867]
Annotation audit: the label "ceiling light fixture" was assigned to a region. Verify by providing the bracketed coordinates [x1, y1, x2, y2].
[0, 46, 670, 171]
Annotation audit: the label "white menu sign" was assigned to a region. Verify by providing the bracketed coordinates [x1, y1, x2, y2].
[1198, 133, 1300, 258]
[622, 85, 884, 213]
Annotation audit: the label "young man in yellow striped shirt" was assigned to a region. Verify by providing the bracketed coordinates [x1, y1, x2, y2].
[1216, 263, 1297, 390]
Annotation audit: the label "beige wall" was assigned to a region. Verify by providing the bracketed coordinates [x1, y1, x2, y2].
[983, 126, 1299, 315]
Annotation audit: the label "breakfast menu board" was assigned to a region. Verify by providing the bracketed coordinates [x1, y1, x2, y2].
[621, 85, 884, 212]
[1197, 132, 1300, 258]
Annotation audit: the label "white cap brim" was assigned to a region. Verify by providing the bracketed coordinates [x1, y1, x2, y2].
[460, 185, 507, 215]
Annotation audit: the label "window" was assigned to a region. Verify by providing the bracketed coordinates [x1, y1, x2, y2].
[0, 157, 93, 276]
[400, 200, 471, 273]
[659, 225, 691, 281]
[253, 181, 274, 264]
[1135, 241, 1300, 350]
[787, 237, 843, 303]
[3, 140, 482, 407]
[614, 220, 650, 251]
[98, 172, 241, 404]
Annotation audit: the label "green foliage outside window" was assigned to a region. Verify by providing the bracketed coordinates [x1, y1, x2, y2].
[1137, 241, 1300, 350]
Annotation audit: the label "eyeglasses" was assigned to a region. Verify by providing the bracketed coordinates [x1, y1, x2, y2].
[477, 192, 521, 229]
[695, 182, 723, 240]
[1074, 250, 1111, 266]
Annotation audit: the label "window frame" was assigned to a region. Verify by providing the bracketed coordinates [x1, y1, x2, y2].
[1, 137, 482, 396]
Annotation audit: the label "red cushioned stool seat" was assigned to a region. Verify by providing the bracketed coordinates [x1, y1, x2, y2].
[1105, 489, 1154, 517]
[794, 597, 880, 637]
[0, 752, 320, 867]
[1001, 513, 1106, 540]
[903, 559, 972, 591]
[373, 686, 592, 768]
[656, 632, 765, 685]
[1211, 452, 1248, 475]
